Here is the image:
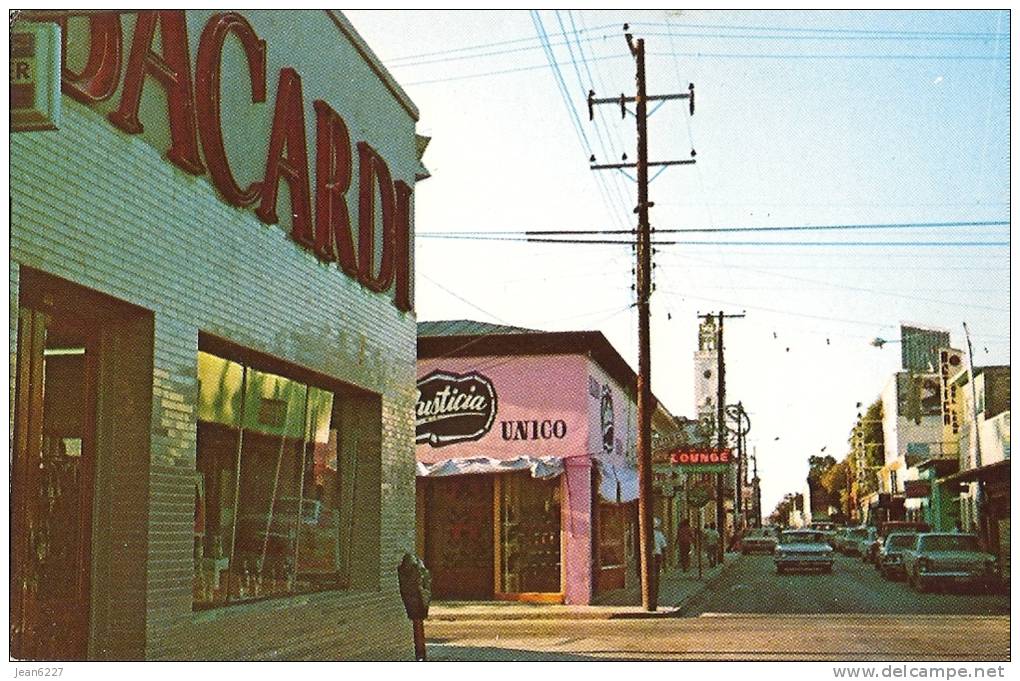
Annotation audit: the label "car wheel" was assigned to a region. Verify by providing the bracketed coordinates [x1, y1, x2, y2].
[880, 565, 889, 580]
[824, 564, 833, 573]
[776, 565, 785, 574]
[914, 570, 929, 593]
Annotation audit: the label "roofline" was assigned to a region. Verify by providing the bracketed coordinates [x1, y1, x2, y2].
[417, 329, 678, 421]
[326, 11, 419, 122]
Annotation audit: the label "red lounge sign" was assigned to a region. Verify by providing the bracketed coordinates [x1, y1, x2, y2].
[669, 448, 732, 468]
[58, 11, 413, 311]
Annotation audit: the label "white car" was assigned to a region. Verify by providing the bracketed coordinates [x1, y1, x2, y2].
[774, 530, 835, 574]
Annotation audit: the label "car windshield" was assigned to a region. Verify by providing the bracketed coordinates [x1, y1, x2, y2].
[919, 535, 981, 552]
[887, 534, 917, 549]
[781, 532, 823, 544]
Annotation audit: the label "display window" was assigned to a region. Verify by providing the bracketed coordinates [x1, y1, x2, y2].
[193, 350, 344, 607]
[496, 473, 561, 597]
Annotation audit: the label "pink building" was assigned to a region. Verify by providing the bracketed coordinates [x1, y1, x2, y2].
[415, 321, 677, 605]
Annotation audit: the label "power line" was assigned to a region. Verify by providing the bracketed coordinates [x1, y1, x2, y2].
[420, 219, 1009, 238]
[417, 234, 1008, 247]
[404, 48, 1006, 86]
[386, 24, 1007, 68]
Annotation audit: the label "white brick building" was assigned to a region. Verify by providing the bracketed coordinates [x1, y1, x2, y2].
[11, 11, 423, 660]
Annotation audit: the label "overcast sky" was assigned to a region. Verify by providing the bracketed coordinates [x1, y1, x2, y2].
[347, 9, 1010, 514]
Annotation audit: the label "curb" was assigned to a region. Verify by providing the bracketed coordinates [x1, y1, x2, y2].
[427, 554, 743, 622]
[669, 552, 741, 616]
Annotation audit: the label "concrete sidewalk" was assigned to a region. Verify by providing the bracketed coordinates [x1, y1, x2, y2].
[427, 552, 741, 621]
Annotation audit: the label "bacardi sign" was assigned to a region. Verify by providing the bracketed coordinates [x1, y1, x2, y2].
[56, 11, 413, 311]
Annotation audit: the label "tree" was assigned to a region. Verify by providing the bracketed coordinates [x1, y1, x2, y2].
[807, 454, 837, 517]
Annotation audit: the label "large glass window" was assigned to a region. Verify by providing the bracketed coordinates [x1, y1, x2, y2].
[193, 351, 343, 607]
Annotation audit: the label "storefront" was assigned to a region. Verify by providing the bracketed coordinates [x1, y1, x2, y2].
[11, 11, 424, 660]
[415, 323, 670, 605]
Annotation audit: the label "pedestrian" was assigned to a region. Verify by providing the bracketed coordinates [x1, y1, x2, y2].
[676, 518, 694, 572]
[652, 517, 667, 599]
[704, 522, 720, 568]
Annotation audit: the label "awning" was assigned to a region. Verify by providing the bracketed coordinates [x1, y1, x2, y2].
[593, 458, 639, 504]
[940, 459, 1009, 485]
[416, 456, 564, 480]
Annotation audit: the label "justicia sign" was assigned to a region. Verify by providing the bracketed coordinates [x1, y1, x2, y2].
[53, 11, 413, 311]
[415, 371, 497, 447]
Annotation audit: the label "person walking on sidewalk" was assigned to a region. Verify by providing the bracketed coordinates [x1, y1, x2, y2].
[676, 518, 695, 572]
[650, 517, 668, 600]
[704, 522, 720, 568]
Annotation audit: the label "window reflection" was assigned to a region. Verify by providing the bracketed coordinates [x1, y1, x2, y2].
[194, 352, 341, 607]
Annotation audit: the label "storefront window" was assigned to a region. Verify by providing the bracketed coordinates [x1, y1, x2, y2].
[194, 351, 342, 607]
[498, 474, 561, 594]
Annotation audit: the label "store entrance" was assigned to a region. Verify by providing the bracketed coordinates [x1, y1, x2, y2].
[424, 476, 495, 599]
[496, 473, 561, 599]
[12, 303, 99, 660]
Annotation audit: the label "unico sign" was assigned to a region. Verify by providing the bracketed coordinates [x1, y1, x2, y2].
[56, 11, 413, 311]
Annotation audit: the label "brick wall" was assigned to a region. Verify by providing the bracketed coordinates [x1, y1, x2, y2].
[11, 85, 417, 659]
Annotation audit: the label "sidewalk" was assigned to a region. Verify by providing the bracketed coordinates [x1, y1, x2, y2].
[427, 552, 740, 621]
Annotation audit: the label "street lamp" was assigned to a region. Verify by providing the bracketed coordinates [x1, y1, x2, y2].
[870, 337, 902, 349]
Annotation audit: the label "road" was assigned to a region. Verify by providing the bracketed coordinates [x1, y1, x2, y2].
[678, 552, 1010, 616]
[425, 554, 1010, 661]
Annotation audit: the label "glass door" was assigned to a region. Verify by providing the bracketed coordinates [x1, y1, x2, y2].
[497, 473, 561, 597]
[12, 307, 97, 660]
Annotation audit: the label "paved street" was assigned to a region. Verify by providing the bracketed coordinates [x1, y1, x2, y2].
[425, 555, 1010, 661]
[678, 553, 1010, 616]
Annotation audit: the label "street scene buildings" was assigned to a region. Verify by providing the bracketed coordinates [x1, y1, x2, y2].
[8, 9, 1010, 666]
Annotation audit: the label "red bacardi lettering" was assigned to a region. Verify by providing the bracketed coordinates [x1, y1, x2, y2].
[312, 100, 357, 275]
[60, 11, 416, 312]
[59, 14, 122, 104]
[195, 12, 266, 208]
[108, 10, 205, 175]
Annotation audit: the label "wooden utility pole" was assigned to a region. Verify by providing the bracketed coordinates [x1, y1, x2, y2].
[587, 29, 695, 611]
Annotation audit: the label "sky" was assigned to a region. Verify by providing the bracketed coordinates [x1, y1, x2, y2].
[346, 9, 1010, 515]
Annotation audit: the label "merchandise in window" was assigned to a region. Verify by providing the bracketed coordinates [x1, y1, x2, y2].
[193, 351, 342, 607]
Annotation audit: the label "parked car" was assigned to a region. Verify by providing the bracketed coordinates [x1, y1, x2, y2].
[808, 521, 838, 545]
[830, 527, 852, 552]
[741, 527, 778, 555]
[877, 532, 919, 580]
[901, 533, 999, 592]
[870, 521, 931, 567]
[842, 527, 871, 556]
[774, 530, 834, 574]
[856, 527, 878, 562]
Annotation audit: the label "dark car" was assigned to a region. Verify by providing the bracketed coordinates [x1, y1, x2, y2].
[877, 532, 919, 580]
[901, 533, 999, 592]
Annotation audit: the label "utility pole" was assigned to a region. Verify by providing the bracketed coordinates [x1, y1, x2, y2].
[699, 310, 744, 564]
[587, 28, 695, 612]
[962, 322, 983, 535]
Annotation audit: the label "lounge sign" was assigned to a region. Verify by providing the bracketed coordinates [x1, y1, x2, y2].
[415, 371, 497, 447]
[56, 11, 413, 311]
[669, 447, 733, 472]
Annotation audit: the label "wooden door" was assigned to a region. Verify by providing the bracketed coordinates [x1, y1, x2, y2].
[424, 476, 494, 599]
[11, 307, 97, 660]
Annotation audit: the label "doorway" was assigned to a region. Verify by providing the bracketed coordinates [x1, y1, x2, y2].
[11, 303, 98, 660]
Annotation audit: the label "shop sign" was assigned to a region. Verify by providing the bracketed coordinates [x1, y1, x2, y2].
[57, 11, 413, 311]
[11, 22, 61, 131]
[669, 447, 732, 472]
[415, 371, 497, 447]
[904, 480, 931, 499]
